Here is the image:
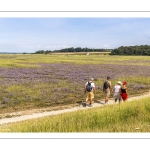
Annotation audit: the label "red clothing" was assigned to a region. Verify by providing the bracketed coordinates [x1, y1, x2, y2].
[120, 88, 128, 100]
[120, 93, 128, 100]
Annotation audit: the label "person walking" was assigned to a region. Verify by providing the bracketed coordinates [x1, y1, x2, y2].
[113, 81, 122, 103]
[120, 81, 128, 101]
[84, 78, 96, 107]
[103, 76, 112, 104]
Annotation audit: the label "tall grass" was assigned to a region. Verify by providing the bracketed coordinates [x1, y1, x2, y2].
[1, 97, 150, 132]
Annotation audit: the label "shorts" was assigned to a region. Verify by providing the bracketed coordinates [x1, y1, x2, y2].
[104, 89, 110, 97]
[114, 92, 121, 100]
[86, 92, 94, 99]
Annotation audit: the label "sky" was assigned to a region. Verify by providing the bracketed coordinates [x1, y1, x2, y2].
[0, 17, 150, 53]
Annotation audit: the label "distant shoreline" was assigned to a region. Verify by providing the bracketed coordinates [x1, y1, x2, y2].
[0, 52, 22, 54]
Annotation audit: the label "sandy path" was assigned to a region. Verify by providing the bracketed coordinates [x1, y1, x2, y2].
[0, 92, 150, 125]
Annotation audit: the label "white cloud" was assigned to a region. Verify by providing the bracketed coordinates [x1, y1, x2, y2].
[103, 44, 110, 48]
[37, 45, 42, 49]
[0, 40, 7, 44]
[62, 45, 71, 48]
[36, 45, 72, 50]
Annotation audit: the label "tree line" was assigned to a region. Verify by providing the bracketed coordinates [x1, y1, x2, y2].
[110, 45, 150, 56]
[34, 47, 112, 54]
[34, 45, 150, 56]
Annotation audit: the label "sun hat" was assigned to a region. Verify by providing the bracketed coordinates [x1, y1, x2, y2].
[117, 81, 122, 85]
[90, 78, 94, 81]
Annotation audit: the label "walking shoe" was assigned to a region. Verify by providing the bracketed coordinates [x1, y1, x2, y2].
[82, 102, 86, 107]
[89, 103, 93, 107]
[104, 102, 108, 105]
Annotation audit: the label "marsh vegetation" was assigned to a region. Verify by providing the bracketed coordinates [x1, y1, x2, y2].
[0, 54, 150, 114]
[0, 54, 150, 132]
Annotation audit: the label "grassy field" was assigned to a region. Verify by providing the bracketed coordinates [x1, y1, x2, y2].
[0, 97, 150, 132]
[0, 54, 150, 116]
[0, 54, 150, 67]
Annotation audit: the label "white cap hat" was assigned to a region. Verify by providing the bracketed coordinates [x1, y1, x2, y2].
[117, 81, 122, 85]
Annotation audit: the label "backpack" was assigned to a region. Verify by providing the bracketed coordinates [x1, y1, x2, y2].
[103, 81, 110, 89]
[86, 82, 93, 92]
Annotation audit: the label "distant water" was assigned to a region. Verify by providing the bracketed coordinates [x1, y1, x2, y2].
[0, 52, 25, 54]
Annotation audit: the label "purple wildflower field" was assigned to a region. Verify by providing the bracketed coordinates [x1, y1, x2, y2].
[0, 62, 150, 111]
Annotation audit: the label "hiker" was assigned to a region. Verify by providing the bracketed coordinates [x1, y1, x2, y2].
[103, 76, 112, 104]
[113, 81, 122, 103]
[84, 78, 96, 106]
[120, 81, 128, 101]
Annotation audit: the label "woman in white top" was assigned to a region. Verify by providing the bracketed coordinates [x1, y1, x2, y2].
[113, 81, 122, 103]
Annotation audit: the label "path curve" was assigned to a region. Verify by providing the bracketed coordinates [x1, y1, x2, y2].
[0, 92, 150, 125]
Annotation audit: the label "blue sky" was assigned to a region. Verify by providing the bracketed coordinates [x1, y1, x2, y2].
[0, 17, 150, 53]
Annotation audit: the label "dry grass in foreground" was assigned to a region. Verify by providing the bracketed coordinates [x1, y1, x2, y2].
[0, 97, 150, 132]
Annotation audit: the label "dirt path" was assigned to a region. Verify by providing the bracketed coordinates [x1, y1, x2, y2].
[0, 92, 150, 125]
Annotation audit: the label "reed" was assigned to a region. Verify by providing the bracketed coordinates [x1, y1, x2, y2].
[1, 97, 150, 132]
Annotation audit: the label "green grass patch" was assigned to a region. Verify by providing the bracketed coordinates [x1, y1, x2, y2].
[1, 97, 150, 132]
[0, 54, 150, 67]
[0, 54, 150, 119]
